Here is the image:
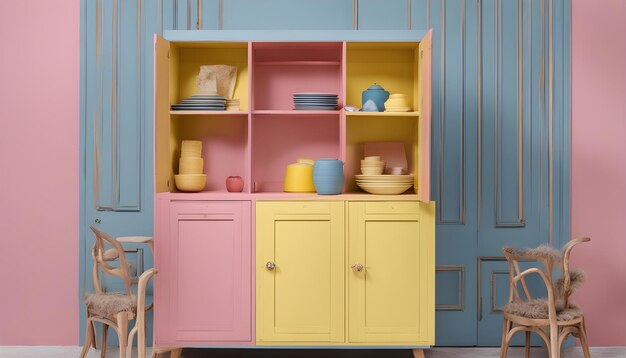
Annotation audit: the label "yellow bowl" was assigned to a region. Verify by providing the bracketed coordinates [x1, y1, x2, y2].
[174, 174, 206, 192]
[360, 160, 385, 168]
[181, 140, 203, 157]
[284, 163, 315, 192]
[361, 167, 384, 175]
[179, 157, 204, 174]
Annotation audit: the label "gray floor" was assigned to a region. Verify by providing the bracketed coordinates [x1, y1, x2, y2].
[1, 346, 625, 358]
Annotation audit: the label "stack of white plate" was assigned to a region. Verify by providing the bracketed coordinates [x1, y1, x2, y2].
[226, 99, 240, 111]
[293, 93, 338, 110]
[171, 94, 226, 111]
[355, 174, 414, 195]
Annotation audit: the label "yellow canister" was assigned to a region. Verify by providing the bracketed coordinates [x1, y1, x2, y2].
[284, 162, 316, 192]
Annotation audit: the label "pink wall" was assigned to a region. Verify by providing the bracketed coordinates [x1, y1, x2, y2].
[0, 0, 624, 347]
[571, 0, 626, 347]
[0, 0, 80, 345]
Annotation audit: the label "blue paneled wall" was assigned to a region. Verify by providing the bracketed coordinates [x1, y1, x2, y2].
[80, 0, 569, 346]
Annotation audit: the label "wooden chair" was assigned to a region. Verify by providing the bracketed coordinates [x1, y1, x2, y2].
[500, 237, 592, 358]
[81, 226, 157, 358]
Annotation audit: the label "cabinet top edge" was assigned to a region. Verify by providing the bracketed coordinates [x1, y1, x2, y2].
[162, 30, 428, 43]
[156, 191, 428, 202]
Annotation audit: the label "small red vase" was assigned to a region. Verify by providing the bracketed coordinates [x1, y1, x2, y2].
[226, 176, 244, 192]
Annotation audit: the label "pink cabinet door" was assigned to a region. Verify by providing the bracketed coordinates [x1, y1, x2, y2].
[169, 201, 252, 343]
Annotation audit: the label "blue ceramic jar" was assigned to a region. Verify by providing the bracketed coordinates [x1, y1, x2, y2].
[312, 158, 344, 195]
[362, 83, 390, 112]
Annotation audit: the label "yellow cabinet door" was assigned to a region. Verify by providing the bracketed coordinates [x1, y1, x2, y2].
[348, 201, 435, 344]
[256, 201, 345, 344]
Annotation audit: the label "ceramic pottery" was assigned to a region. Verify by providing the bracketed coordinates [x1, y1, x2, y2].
[362, 83, 390, 112]
[312, 158, 344, 195]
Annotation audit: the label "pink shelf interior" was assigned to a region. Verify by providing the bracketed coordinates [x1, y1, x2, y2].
[252, 114, 340, 193]
[253, 42, 342, 62]
[252, 42, 343, 110]
[172, 116, 250, 193]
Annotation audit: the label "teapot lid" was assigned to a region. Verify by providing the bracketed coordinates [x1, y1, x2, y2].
[366, 83, 386, 91]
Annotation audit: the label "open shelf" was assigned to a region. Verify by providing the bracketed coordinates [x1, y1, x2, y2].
[168, 115, 250, 193]
[345, 115, 419, 193]
[252, 42, 343, 111]
[252, 114, 340, 193]
[170, 42, 249, 110]
[155, 38, 429, 201]
[347, 42, 420, 113]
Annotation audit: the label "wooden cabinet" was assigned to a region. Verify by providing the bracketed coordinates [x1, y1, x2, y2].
[154, 31, 435, 350]
[157, 201, 252, 344]
[348, 201, 435, 345]
[256, 201, 345, 343]
[255, 200, 435, 346]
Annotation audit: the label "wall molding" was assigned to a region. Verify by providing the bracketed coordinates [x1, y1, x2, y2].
[436, 265, 466, 311]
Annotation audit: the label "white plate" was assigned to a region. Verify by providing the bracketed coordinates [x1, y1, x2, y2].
[356, 180, 413, 184]
[357, 182, 413, 188]
[355, 174, 413, 181]
[356, 182, 413, 195]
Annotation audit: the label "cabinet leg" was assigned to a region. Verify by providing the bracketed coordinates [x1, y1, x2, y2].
[412, 349, 425, 358]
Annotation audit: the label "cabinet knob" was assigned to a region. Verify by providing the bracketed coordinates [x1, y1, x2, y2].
[265, 261, 276, 271]
[351, 263, 364, 272]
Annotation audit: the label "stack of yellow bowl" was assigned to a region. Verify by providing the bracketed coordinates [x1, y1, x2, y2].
[384, 94, 411, 112]
[175, 140, 207, 192]
[361, 156, 385, 175]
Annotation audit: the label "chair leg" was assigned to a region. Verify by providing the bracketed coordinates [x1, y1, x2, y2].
[116, 312, 130, 358]
[91, 320, 98, 349]
[80, 319, 95, 358]
[525, 331, 531, 358]
[579, 319, 591, 358]
[549, 323, 560, 358]
[138, 312, 147, 358]
[171, 348, 183, 358]
[100, 323, 109, 358]
[500, 318, 511, 358]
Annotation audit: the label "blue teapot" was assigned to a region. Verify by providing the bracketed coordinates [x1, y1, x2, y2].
[362, 83, 390, 112]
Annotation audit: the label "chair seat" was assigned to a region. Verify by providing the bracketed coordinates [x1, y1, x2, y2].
[84, 292, 137, 317]
[84, 292, 154, 317]
[505, 298, 583, 321]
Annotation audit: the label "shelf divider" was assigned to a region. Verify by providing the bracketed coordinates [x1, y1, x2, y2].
[345, 111, 421, 117]
[170, 110, 250, 115]
[253, 110, 341, 115]
[255, 60, 341, 66]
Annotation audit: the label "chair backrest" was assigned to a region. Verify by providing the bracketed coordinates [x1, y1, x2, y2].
[502, 237, 590, 312]
[90, 225, 134, 297]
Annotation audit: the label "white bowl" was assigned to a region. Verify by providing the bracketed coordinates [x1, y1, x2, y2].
[363, 156, 381, 162]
